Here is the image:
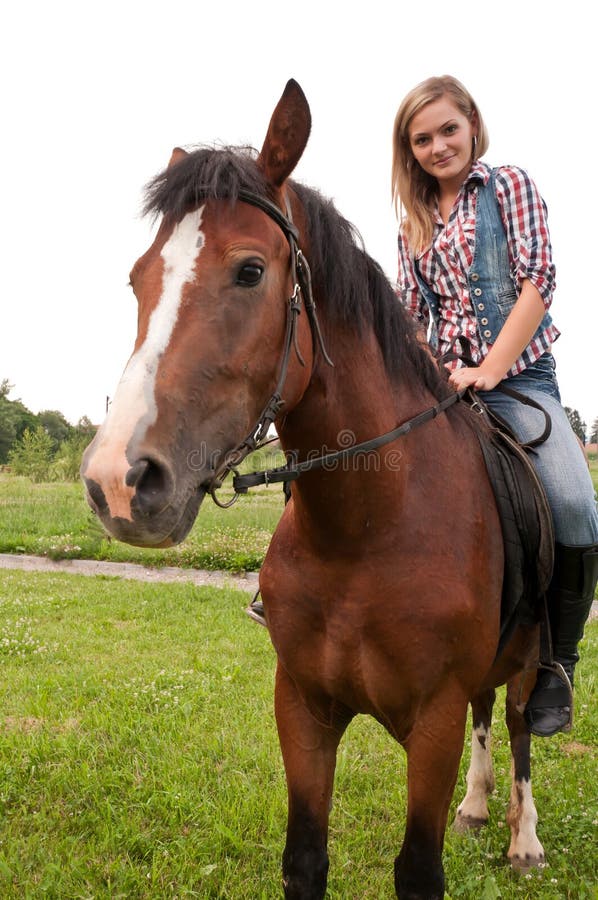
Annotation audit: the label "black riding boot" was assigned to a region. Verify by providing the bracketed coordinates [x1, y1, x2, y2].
[525, 543, 598, 737]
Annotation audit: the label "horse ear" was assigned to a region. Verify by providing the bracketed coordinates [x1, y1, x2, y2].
[258, 79, 311, 187]
[168, 147, 188, 168]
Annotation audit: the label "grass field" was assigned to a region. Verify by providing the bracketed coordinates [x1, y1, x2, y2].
[0, 460, 597, 896]
[0, 569, 596, 899]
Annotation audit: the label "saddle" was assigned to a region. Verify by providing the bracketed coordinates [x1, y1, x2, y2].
[464, 387, 554, 653]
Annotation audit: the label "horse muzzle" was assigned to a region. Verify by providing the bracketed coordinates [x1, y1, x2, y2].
[80, 443, 207, 547]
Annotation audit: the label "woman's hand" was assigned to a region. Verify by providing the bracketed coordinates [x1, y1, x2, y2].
[447, 281, 547, 394]
[447, 364, 502, 392]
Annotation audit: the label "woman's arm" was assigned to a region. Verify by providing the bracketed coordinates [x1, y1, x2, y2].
[448, 279, 545, 391]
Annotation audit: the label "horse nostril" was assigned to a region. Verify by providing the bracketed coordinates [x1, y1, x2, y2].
[126, 459, 149, 488]
[128, 458, 174, 515]
[85, 479, 108, 514]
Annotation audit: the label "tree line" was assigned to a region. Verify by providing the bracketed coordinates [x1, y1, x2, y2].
[0, 379, 96, 481]
[564, 408, 598, 446]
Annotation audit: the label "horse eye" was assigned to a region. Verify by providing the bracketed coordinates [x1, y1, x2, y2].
[236, 264, 264, 286]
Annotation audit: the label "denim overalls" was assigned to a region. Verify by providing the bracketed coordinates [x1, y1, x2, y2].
[412, 172, 598, 547]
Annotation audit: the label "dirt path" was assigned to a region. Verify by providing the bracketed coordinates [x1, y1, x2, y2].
[0, 553, 596, 619]
[0, 553, 259, 594]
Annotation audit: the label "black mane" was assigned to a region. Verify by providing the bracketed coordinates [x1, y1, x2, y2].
[143, 146, 450, 399]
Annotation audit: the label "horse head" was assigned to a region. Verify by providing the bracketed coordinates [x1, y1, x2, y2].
[81, 80, 314, 546]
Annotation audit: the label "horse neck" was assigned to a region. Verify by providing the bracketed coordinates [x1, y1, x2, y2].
[277, 324, 435, 541]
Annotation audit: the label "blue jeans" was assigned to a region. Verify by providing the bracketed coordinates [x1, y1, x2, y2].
[480, 354, 598, 547]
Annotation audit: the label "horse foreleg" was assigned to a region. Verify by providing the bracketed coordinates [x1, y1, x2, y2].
[275, 662, 350, 900]
[395, 692, 468, 900]
[505, 676, 545, 872]
[454, 688, 496, 831]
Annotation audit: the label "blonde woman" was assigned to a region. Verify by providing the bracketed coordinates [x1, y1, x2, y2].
[392, 75, 598, 737]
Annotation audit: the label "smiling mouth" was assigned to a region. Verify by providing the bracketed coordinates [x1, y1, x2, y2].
[434, 155, 456, 166]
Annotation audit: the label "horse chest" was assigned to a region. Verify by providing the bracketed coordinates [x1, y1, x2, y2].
[271, 606, 418, 723]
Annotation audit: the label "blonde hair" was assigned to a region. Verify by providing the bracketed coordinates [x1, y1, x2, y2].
[391, 75, 489, 253]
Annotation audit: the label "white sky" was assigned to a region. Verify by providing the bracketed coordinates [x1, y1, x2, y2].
[1, 1, 596, 433]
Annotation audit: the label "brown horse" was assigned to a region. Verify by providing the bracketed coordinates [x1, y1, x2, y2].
[81, 81, 546, 899]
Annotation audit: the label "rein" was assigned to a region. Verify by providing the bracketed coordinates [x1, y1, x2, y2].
[228, 380, 550, 498]
[233, 390, 465, 494]
[207, 188, 466, 507]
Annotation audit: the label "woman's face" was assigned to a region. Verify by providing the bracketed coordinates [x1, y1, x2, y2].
[408, 96, 477, 192]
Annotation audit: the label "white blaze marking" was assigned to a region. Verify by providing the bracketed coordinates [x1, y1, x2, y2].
[116, 205, 205, 435]
[85, 207, 205, 519]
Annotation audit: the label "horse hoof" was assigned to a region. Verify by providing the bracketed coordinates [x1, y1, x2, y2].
[509, 853, 545, 874]
[453, 812, 488, 833]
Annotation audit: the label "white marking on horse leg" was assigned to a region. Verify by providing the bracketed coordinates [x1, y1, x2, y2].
[454, 724, 495, 830]
[506, 769, 545, 871]
[83, 208, 205, 519]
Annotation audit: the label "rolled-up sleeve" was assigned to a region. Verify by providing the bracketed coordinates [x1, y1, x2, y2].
[495, 166, 556, 309]
[396, 228, 429, 328]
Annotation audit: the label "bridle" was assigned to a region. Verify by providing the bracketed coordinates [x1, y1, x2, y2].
[208, 189, 334, 508]
[206, 189, 465, 508]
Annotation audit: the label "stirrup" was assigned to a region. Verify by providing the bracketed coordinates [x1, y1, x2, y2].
[524, 661, 574, 736]
[245, 591, 267, 628]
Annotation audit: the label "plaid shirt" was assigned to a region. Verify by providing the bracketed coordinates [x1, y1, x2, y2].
[397, 161, 560, 374]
